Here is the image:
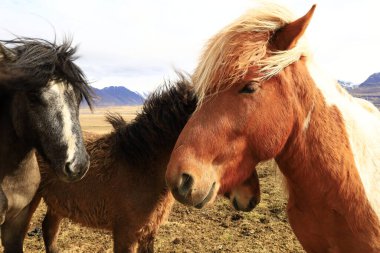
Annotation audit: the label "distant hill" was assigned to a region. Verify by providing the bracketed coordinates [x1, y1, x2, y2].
[348, 73, 380, 107]
[359, 72, 380, 88]
[85, 86, 145, 107]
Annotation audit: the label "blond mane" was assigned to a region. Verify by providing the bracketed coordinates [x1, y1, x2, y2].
[193, 3, 307, 104]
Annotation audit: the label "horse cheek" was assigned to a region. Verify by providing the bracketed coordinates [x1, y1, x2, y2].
[247, 102, 293, 161]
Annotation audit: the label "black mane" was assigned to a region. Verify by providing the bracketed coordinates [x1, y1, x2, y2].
[107, 75, 197, 167]
[0, 37, 93, 108]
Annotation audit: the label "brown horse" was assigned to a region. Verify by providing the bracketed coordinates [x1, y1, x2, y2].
[0, 38, 92, 252]
[166, 4, 380, 253]
[21, 78, 260, 253]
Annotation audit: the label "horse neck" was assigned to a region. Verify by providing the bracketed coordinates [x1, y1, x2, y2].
[118, 85, 195, 176]
[0, 95, 34, 176]
[104, 128, 172, 196]
[121, 122, 180, 166]
[114, 113, 190, 188]
[275, 61, 380, 236]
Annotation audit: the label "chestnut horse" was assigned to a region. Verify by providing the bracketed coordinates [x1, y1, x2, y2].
[21, 78, 260, 253]
[0, 38, 92, 252]
[166, 4, 380, 253]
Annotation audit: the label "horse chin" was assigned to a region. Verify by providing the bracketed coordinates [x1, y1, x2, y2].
[194, 182, 218, 209]
[53, 168, 85, 183]
[41, 144, 90, 183]
[171, 181, 220, 209]
[232, 196, 260, 212]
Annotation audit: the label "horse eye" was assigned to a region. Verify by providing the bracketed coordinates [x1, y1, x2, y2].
[239, 82, 259, 94]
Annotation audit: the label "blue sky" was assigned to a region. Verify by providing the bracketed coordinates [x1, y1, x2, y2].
[0, 0, 379, 93]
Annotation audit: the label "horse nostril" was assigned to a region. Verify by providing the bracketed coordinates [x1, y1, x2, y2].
[177, 173, 194, 197]
[64, 162, 78, 177]
[64, 162, 72, 176]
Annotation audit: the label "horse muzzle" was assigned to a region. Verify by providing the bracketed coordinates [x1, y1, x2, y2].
[58, 152, 90, 182]
[166, 162, 219, 208]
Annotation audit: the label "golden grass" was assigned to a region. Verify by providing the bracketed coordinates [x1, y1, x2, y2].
[79, 106, 142, 134]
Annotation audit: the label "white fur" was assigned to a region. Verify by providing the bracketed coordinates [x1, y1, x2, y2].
[307, 61, 380, 218]
[44, 81, 76, 163]
[302, 104, 314, 131]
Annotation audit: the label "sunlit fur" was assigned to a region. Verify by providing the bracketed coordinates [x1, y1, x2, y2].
[166, 3, 380, 252]
[193, 3, 307, 105]
[307, 62, 380, 217]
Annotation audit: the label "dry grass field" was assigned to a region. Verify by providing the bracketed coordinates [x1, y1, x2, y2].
[22, 106, 304, 253]
[350, 87, 380, 107]
[79, 106, 142, 134]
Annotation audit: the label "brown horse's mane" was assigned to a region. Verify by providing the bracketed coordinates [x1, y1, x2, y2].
[193, 3, 307, 105]
[0, 37, 94, 108]
[106, 75, 197, 168]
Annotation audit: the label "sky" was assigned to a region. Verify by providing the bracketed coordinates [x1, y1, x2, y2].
[0, 0, 379, 93]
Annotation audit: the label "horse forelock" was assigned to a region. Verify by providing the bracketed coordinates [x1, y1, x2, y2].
[0, 37, 94, 108]
[192, 3, 307, 106]
[55, 40, 94, 109]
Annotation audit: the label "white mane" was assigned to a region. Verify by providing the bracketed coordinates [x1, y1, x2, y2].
[193, 3, 308, 105]
[307, 61, 380, 217]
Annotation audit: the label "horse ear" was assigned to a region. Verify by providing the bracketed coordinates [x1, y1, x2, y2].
[272, 4, 316, 50]
[0, 44, 16, 61]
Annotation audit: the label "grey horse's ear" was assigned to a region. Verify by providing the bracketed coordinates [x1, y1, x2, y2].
[272, 4, 316, 50]
[0, 44, 15, 61]
[0, 44, 26, 91]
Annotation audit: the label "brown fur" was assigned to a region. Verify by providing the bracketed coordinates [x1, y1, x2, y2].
[36, 132, 174, 252]
[23, 78, 197, 253]
[166, 5, 380, 253]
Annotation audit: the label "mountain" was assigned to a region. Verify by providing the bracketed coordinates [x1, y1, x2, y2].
[359, 72, 380, 88]
[338, 80, 358, 90]
[85, 86, 145, 107]
[349, 73, 380, 107]
[86, 74, 380, 108]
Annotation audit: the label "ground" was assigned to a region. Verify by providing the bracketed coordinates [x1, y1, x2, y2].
[22, 106, 304, 253]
